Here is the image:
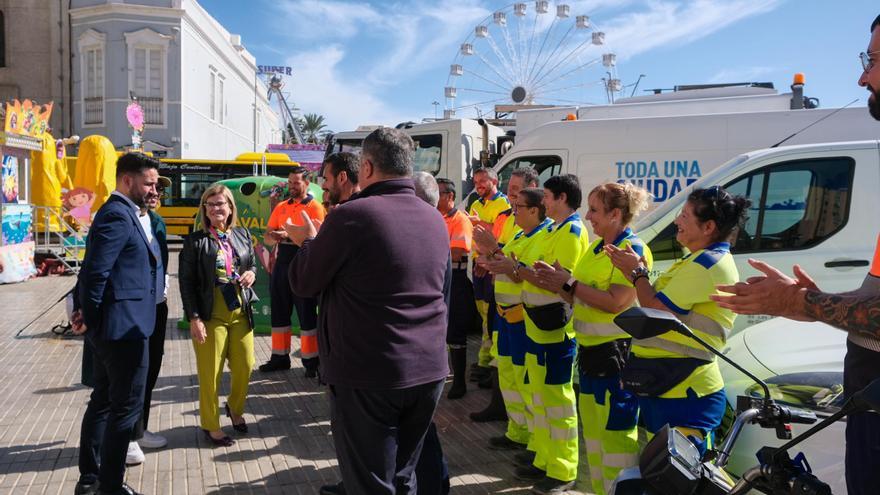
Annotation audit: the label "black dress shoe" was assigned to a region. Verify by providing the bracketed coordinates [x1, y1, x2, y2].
[304, 367, 319, 379]
[259, 354, 291, 372]
[225, 403, 248, 434]
[97, 482, 143, 495]
[319, 481, 346, 495]
[74, 480, 99, 495]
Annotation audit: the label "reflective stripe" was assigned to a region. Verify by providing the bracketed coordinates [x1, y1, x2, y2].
[496, 274, 516, 285]
[681, 311, 730, 340]
[523, 291, 563, 306]
[634, 337, 715, 361]
[502, 390, 524, 404]
[508, 411, 527, 424]
[545, 404, 577, 419]
[550, 426, 578, 441]
[584, 439, 601, 452]
[574, 320, 625, 338]
[534, 416, 549, 429]
[270, 326, 291, 333]
[532, 393, 544, 406]
[496, 292, 523, 306]
[603, 452, 639, 468]
[590, 466, 603, 482]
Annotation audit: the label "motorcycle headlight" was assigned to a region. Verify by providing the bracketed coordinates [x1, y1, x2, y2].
[744, 372, 844, 415]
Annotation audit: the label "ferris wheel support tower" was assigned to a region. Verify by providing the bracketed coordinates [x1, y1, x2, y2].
[267, 74, 306, 144]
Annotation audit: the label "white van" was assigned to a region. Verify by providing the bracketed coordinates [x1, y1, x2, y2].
[634, 140, 880, 332]
[495, 107, 880, 209]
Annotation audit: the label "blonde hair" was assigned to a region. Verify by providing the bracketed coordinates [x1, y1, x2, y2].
[589, 182, 651, 225]
[199, 184, 238, 232]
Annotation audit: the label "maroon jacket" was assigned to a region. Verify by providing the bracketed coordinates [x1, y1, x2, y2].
[289, 178, 450, 389]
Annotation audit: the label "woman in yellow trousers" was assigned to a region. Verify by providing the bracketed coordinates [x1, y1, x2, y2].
[179, 184, 258, 446]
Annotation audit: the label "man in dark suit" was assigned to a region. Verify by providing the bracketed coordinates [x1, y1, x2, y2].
[73, 153, 162, 495]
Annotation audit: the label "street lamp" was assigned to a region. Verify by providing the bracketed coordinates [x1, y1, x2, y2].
[432, 101, 440, 119]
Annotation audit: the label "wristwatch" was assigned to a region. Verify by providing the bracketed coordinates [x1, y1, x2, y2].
[562, 276, 578, 294]
[631, 265, 649, 283]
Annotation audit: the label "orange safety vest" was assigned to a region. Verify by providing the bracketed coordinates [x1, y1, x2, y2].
[871, 234, 880, 277]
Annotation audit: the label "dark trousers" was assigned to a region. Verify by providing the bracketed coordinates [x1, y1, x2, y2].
[133, 301, 168, 439]
[415, 422, 450, 495]
[844, 340, 880, 495]
[272, 245, 319, 369]
[329, 380, 444, 495]
[447, 269, 478, 346]
[79, 336, 149, 491]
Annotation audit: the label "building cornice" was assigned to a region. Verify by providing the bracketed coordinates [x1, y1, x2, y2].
[70, 3, 185, 21]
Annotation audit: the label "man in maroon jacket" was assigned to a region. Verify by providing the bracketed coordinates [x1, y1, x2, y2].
[286, 127, 451, 495]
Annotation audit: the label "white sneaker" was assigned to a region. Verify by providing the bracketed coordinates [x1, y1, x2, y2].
[126, 441, 145, 466]
[138, 430, 167, 449]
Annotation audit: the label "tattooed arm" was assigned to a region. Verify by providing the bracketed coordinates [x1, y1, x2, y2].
[802, 289, 880, 337]
[713, 259, 880, 336]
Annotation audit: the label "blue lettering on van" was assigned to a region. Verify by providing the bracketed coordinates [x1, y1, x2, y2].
[614, 160, 702, 202]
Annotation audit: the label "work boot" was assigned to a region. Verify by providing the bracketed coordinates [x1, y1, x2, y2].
[514, 450, 537, 467]
[469, 362, 491, 382]
[514, 465, 546, 481]
[258, 354, 291, 372]
[488, 434, 525, 451]
[447, 347, 468, 400]
[531, 476, 576, 494]
[469, 369, 507, 422]
[478, 367, 494, 389]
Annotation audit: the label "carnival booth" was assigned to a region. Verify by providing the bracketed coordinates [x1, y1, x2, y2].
[0, 99, 54, 284]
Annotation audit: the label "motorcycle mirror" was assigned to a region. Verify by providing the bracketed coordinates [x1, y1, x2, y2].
[853, 377, 880, 412]
[613, 307, 689, 340]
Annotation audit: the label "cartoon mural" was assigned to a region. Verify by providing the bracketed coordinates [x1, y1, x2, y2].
[61, 187, 95, 229]
[2, 155, 19, 203]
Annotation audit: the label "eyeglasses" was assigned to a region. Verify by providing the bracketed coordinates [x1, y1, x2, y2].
[204, 201, 228, 208]
[860, 50, 880, 72]
[513, 203, 534, 214]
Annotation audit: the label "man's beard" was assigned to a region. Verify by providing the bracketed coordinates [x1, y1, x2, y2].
[869, 85, 880, 121]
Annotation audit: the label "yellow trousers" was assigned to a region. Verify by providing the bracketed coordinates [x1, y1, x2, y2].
[192, 287, 255, 431]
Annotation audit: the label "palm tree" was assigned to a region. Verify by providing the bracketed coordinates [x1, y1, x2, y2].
[300, 113, 328, 144]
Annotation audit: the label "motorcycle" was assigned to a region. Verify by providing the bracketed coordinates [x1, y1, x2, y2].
[609, 307, 880, 495]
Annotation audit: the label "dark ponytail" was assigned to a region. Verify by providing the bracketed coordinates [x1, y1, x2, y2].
[687, 186, 751, 243]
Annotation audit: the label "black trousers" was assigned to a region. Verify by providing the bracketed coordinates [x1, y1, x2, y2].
[79, 336, 149, 491]
[447, 269, 478, 346]
[329, 380, 444, 495]
[844, 340, 880, 495]
[133, 301, 168, 439]
[272, 245, 319, 369]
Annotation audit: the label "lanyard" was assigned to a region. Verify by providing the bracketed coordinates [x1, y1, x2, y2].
[210, 227, 236, 279]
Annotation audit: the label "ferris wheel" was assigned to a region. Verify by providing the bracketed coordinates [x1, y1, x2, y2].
[443, 1, 620, 119]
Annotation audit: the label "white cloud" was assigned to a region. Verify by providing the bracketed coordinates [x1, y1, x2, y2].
[603, 0, 784, 59]
[283, 46, 413, 131]
[274, 0, 382, 39]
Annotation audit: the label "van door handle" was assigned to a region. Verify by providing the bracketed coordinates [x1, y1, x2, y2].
[824, 260, 870, 268]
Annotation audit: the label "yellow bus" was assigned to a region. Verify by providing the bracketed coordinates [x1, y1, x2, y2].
[158, 152, 302, 236]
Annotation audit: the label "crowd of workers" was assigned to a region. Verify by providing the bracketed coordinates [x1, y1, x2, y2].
[69, 13, 880, 495]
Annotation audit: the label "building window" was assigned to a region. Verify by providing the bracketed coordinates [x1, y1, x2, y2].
[124, 28, 169, 126]
[78, 29, 107, 126]
[209, 70, 216, 121]
[218, 77, 224, 124]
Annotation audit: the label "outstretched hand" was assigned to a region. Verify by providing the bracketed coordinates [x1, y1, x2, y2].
[283, 211, 318, 247]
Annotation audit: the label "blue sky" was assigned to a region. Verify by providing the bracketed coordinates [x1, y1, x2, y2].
[200, 0, 879, 133]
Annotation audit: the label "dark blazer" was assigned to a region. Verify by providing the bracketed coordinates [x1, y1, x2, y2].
[77, 194, 159, 341]
[178, 226, 258, 328]
[289, 178, 451, 390]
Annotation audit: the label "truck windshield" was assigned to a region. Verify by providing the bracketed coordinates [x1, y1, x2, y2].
[411, 134, 442, 175]
[329, 139, 364, 155]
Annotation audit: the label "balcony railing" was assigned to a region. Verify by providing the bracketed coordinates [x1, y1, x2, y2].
[84, 97, 103, 125]
[140, 97, 164, 125]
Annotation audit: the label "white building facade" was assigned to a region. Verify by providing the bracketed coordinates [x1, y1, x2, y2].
[70, 0, 279, 159]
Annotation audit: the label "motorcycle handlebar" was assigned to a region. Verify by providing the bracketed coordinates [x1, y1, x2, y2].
[780, 405, 818, 425]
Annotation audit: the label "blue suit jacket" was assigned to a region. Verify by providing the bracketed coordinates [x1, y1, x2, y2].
[78, 194, 159, 341]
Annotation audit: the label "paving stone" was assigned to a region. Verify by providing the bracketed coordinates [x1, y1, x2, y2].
[0, 246, 598, 494]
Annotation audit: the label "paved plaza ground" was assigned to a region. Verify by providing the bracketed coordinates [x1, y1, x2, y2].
[0, 246, 596, 494]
